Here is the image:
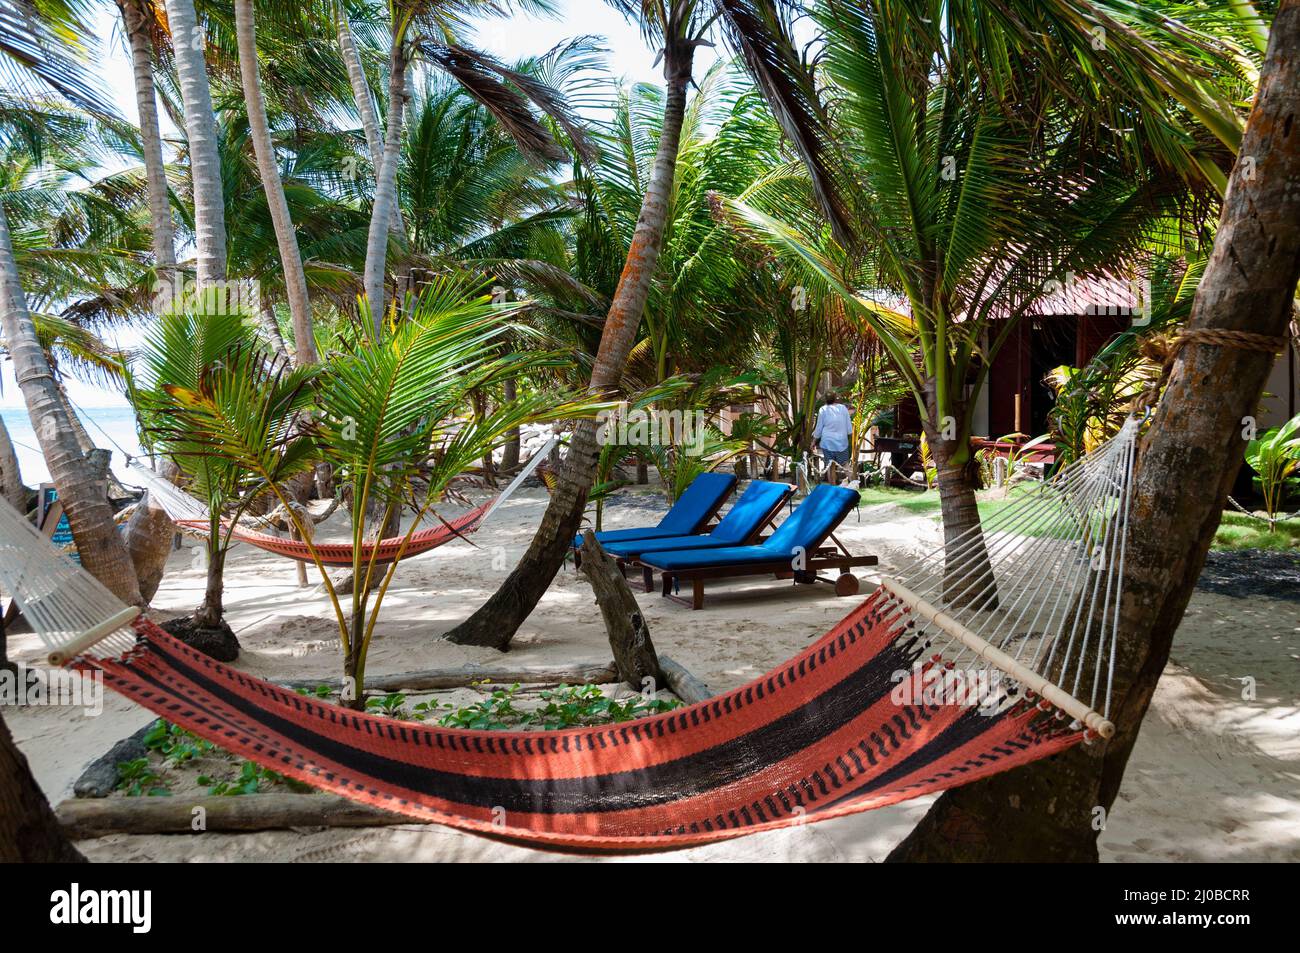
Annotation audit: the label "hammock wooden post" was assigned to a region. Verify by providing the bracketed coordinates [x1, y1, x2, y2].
[578, 534, 664, 688]
[880, 577, 1116, 739]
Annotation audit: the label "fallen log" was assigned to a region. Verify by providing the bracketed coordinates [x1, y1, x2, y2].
[276, 661, 619, 694]
[657, 655, 713, 704]
[57, 793, 418, 839]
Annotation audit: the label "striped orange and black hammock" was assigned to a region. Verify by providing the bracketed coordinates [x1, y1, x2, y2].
[71, 591, 1084, 851]
[20, 426, 1138, 852]
[175, 502, 490, 566]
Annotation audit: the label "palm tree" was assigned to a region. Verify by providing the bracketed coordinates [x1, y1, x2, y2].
[117, 0, 176, 276]
[447, 0, 848, 648]
[0, 0, 127, 864]
[724, 0, 1239, 601]
[164, 0, 226, 285]
[232, 0, 317, 364]
[0, 0, 142, 604]
[133, 297, 286, 630]
[162, 278, 593, 702]
[359, 0, 590, 333]
[892, 0, 1300, 860]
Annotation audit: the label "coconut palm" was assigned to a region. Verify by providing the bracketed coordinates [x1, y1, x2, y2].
[115, 0, 176, 276]
[723, 0, 1240, 599]
[232, 0, 317, 363]
[446, 0, 865, 648]
[164, 0, 226, 285]
[358, 0, 592, 332]
[132, 295, 300, 630]
[0, 0, 143, 604]
[159, 277, 595, 702]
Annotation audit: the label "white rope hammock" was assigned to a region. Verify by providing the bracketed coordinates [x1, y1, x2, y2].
[129, 436, 557, 537]
[876, 417, 1140, 737]
[4, 425, 1137, 745]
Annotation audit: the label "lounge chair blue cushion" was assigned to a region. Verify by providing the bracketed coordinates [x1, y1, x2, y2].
[601, 480, 791, 559]
[643, 484, 859, 571]
[573, 471, 736, 548]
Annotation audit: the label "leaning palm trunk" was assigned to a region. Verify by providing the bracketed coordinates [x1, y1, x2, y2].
[446, 44, 696, 649]
[337, 5, 404, 240]
[361, 30, 408, 335]
[233, 0, 317, 365]
[890, 2, 1300, 861]
[0, 413, 22, 508]
[120, 0, 175, 276]
[164, 0, 225, 285]
[118, 0, 189, 599]
[0, 203, 141, 604]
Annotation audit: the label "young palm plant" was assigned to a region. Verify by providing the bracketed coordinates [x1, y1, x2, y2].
[162, 278, 593, 704]
[134, 295, 311, 630]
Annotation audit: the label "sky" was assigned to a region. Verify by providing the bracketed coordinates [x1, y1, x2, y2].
[2, 0, 701, 410]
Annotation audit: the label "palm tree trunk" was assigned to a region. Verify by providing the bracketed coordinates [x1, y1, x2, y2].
[337, 5, 404, 239]
[0, 710, 85, 862]
[117, 0, 186, 599]
[233, 0, 317, 365]
[164, 0, 226, 285]
[923, 400, 997, 610]
[501, 378, 520, 471]
[0, 412, 24, 508]
[362, 29, 407, 336]
[890, 3, 1300, 861]
[120, 0, 176, 276]
[446, 43, 696, 649]
[257, 298, 290, 360]
[125, 457, 180, 603]
[0, 203, 142, 604]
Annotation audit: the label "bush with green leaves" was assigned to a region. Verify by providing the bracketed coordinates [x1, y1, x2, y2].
[1245, 415, 1300, 530]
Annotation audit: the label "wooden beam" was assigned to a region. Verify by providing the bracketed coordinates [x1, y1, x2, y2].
[57, 793, 418, 838]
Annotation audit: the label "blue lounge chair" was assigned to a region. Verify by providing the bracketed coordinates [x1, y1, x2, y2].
[600, 480, 794, 589]
[640, 484, 877, 609]
[572, 471, 737, 567]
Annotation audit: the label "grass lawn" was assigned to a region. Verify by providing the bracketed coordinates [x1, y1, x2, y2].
[860, 484, 1300, 553]
[1212, 511, 1300, 551]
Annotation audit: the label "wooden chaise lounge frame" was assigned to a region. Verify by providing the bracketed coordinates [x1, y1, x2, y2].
[655, 531, 878, 610]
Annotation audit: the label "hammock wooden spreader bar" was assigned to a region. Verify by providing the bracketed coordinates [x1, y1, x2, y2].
[129, 437, 554, 566]
[67, 596, 1083, 850]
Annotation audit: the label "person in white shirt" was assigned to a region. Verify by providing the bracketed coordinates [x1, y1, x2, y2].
[812, 392, 854, 483]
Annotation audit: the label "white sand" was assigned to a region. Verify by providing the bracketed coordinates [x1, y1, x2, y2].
[7, 486, 1298, 862]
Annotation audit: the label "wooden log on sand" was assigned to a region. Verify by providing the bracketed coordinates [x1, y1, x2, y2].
[658, 654, 712, 704]
[57, 793, 419, 839]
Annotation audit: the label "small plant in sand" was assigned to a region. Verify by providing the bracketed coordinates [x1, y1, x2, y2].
[367, 683, 682, 730]
[199, 762, 316, 797]
[115, 758, 171, 797]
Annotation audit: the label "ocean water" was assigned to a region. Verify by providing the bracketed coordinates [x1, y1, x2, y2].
[1, 406, 145, 486]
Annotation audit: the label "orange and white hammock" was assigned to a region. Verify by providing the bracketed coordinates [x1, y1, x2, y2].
[128, 439, 552, 567]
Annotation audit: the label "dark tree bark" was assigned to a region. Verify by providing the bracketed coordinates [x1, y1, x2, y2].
[577, 534, 663, 687]
[0, 710, 86, 862]
[890, 5, 1300, 862]
[446, 42, 697, 649]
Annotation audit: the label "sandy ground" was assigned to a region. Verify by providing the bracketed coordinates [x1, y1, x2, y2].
[7, 484, 1299, 862]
